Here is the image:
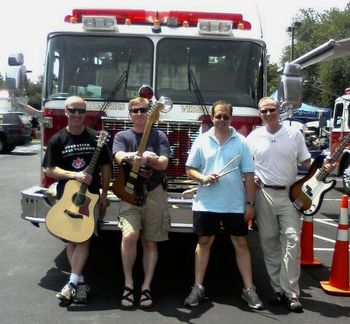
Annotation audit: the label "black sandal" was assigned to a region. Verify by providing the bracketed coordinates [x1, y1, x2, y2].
[120, 286, 134, 308]
[139, 289, 154, 308]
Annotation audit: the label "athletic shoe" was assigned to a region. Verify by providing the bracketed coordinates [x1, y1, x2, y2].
[56, 283, 76, 304]
[72, 283, 90, 304]
[241, 285, 264, 310]
[287, 297, 303, 313]
[268, 291, 286, 305]
[184, 285, 205, 307]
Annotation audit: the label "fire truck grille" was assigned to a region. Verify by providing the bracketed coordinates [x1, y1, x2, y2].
[102, 118, 200, 192]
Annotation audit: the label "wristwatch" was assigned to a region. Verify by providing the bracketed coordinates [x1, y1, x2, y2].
[246, 201, 255, 207]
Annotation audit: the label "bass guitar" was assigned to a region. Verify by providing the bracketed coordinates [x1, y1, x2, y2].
[112, 97, 172, 206]
[289, 132, 350, 215]
[46, 131, 109, 243]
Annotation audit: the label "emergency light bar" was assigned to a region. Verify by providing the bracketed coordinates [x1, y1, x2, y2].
[64, 8, 251, 30]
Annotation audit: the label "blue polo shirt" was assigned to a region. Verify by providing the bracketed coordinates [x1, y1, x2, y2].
[186, 127, 254, 213]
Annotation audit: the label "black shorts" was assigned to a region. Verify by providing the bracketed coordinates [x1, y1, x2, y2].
[193, 211, 248, 237]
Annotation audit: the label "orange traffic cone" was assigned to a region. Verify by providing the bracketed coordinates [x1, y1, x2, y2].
[320, 194, 350, 295]
[300, 214, 322, 266]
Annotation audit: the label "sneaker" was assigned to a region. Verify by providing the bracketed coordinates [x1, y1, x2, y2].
[268, 291, 285, 305]
[241, 286, 264, 310]
[184, 285, 205, 307]
[72, 283, 90, 304]
[56, 283, 76, 304]
[287, 297, 303, 313]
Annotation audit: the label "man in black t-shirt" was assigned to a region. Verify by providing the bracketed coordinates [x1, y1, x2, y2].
[42, 96, 111, 305]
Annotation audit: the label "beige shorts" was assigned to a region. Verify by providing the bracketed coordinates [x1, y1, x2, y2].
[118, 184, 170, 241]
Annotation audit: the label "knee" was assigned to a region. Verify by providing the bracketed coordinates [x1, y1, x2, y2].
[122, 231, 139, 246]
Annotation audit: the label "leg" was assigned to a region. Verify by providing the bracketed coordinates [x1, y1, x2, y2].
[195, 235, 215, 285]
[184, 235, 215, 306]
[121, 230, 139, 289]
[255, 189, 282, 293]
[139, 239, 158, 308]
[120, 230, 139, 307]
[230, 236, 253, 288]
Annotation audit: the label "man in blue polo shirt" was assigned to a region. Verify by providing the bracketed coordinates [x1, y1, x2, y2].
[183, 100, 263, 310]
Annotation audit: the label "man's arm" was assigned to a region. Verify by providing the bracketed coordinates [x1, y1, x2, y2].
[44, 166, 92, 185]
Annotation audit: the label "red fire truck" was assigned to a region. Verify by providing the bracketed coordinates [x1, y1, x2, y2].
[20, 8, 294, 232]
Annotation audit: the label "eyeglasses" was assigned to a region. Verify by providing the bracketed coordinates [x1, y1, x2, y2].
[66, 107, 86, 114]
[129, 107, 148, 114]
[214, 114, 230, 121]
[259, 108, 277, 114]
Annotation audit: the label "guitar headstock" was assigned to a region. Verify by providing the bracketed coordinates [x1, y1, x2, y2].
[96, 130, 109, 147]
[148, 97, 173, 124]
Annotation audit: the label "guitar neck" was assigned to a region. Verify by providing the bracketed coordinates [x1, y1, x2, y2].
[130, 119, 154, 174]
[317, 132, 350, 181]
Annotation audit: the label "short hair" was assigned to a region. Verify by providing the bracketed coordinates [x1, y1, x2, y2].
[128, 97, 149, 110]
[258, 97, 279, 109]
[211, 100, 233, 116]
[65, 96, 86, 109]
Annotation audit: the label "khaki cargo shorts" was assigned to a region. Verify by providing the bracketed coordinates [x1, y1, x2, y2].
[118, 184, 170, 241]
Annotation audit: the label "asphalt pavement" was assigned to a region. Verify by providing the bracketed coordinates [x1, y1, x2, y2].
[0, 143, 349, 324]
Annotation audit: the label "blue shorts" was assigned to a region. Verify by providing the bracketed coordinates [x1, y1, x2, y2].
[193, 211, 248, 237]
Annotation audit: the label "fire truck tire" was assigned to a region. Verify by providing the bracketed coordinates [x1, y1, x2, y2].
[0, 137, 7, 153]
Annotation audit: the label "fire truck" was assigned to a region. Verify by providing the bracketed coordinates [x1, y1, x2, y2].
[20, 8, 297, 232]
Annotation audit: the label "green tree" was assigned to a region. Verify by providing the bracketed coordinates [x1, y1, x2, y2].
[280, 3, 350, 108]
[267, 62, 279, 96]
[26, 75, 43, 109]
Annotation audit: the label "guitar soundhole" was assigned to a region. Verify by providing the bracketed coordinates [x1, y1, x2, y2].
[73, 193, 86, 206]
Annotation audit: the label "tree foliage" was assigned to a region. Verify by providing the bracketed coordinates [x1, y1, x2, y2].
[277, 3, 350, 108]
[26, 76, 43, 109]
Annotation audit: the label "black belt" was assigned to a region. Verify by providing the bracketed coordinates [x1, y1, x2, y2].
[263, 184, 286, 190]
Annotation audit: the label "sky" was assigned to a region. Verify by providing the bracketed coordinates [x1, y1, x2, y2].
[1, 0, 349, 82]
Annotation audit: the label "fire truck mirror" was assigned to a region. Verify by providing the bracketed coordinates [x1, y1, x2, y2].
[277, 63, 302, 109]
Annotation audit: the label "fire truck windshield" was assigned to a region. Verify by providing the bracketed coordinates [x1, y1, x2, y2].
[45, 34, 264, 108]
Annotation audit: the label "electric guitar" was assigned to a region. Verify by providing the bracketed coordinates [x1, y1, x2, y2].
[112, 98, 171, 206]
[289, 132, 350, 215]
[46, 131, 109, 243]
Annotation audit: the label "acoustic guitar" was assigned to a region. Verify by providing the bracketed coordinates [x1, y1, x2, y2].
[289, 132, 350, 215]
[112, 99, 171, 206]
[46, 131, 109, 243]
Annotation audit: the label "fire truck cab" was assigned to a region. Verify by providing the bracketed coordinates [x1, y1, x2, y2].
[20, 8, 297, 233]
[330, 88, 350, 193]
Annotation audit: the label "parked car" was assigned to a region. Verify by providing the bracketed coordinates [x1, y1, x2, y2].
[0, 111, 31, 153]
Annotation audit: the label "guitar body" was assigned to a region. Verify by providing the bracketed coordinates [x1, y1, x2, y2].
[289, 155, 336, 215]
[112, 161, 150, 206]
[46, 180, 98, 243]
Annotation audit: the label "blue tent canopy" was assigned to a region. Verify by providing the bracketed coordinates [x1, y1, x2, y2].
[271, 91, 332, 122]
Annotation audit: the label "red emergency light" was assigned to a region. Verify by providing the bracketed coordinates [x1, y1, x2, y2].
[64, 8, 251, 30]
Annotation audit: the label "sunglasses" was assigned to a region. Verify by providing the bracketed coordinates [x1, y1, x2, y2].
[129, 107, 148, 114]
[260, 108, 277, 114]
[214, 114, 230, 121]
[67, 107, 86, 114]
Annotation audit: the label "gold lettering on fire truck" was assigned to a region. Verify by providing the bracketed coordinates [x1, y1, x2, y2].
[181, 105, 205, 113]
[87, 102, 126, 111]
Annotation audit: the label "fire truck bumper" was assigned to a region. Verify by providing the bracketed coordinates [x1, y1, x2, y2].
[20, 186, 194, 233]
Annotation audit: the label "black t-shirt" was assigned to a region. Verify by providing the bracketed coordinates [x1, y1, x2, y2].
[42, 127, 112, 199]
[112, 127, 170, 191]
